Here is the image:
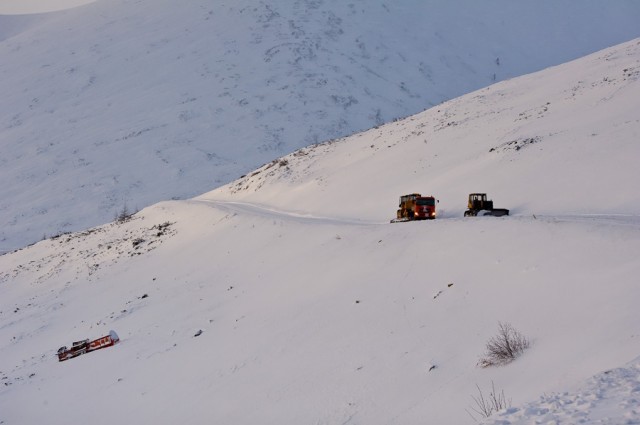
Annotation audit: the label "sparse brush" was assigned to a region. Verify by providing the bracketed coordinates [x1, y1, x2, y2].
[466, 381, 511, 422]
[479, 322, 530, 368]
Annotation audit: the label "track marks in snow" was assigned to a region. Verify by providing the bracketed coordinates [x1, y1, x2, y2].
[190, 199, 382, 227]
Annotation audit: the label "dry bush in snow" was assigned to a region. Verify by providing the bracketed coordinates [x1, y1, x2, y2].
[466, 381, 511, 422]
[479, 322, 530, 368]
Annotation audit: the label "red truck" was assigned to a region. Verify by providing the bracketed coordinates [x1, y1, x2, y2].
[391, 193, 438, 222]
[57, 330, 120, 362]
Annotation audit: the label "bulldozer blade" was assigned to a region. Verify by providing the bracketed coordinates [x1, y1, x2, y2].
[482, 209, 509, 217]
[390, 217, 411, 223]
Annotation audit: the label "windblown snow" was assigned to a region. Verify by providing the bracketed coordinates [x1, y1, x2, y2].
[1, 35, 639, 424]
[1, 0, 640, 251]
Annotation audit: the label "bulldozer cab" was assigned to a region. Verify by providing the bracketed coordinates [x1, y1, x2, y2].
[468, 193, 486, 206]
[468, 193, 493, 210]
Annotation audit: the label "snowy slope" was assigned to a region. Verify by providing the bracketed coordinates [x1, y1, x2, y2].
[1, 39, 640, 424]
[204, 38, 640, 218]
[0, 0, 96, 15]
[484, 355, 640, 424]
[2, 0, 640, 252]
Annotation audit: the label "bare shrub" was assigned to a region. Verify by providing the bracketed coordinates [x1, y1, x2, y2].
[479, 322, 530, 368]
[466, 381, 511, 422]
[114, 202, 137, 223]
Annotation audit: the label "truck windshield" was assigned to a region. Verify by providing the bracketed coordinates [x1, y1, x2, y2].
[416, 198, 435, 206]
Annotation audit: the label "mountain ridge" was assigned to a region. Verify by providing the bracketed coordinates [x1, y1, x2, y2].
[2, 0, 640, 251]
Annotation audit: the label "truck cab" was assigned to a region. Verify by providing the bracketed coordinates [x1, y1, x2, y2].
[397, 193, 437, 220]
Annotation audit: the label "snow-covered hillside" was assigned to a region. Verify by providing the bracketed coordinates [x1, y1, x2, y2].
[205, 37, 640, 219]
[2, 0, 640, 252]
[1, 38, 639, 424]
[0, 0, 96, 15]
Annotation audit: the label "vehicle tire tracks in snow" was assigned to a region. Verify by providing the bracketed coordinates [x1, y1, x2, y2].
[187, 199, 384, 227]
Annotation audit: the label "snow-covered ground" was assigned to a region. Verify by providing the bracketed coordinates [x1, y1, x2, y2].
[0, 0, 96, 15]
[485, 355, 640, 424]
[2, 0, 640, 252]
[1, 38, 639, 424]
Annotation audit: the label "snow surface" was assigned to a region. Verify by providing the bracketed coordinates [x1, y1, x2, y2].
[0, 0, 96, 15]
[1, 38, 639, 424]
[2, 0, 640, 252]
[484, 356, 640, 424]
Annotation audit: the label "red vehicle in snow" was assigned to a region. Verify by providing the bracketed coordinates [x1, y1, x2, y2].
[391, 193, 438, 222]
[57, 330, 120, 362]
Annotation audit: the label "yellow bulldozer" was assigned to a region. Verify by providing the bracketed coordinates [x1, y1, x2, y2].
[464, 193, 509, 217]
